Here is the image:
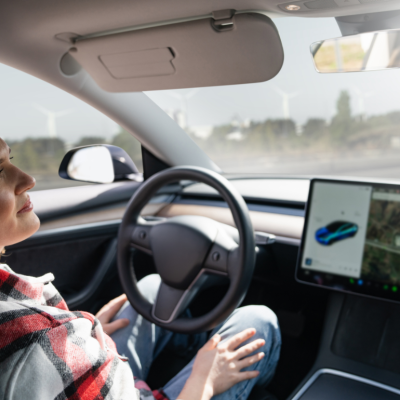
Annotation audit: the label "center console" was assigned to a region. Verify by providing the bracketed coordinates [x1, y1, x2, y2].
[292, 369, 400, 400]
[290, 178, 400, 399]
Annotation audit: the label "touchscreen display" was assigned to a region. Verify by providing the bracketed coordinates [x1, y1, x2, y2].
[297, 179, 400, 301]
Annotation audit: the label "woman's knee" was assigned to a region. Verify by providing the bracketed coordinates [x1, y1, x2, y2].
[234, 305, 280, 343]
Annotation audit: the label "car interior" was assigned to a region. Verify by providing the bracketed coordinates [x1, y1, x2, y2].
[4, 1, 400, 399]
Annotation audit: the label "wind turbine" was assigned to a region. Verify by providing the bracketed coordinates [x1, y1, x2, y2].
[33, 103, 73, 138]
[271, 86, 299, 120]
[352, 86, 373, 119]
[166, 89, 199, 128]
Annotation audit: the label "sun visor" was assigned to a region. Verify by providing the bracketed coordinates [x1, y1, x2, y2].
[70, 12, 284, 92]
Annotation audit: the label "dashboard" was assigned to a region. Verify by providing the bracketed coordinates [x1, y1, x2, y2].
[34, 178, 309, 243]
[30, 176, 400, 303]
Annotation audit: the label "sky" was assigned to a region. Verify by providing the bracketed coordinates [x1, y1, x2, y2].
[1, 16, 400, 143]
[0, 67, 120, 143]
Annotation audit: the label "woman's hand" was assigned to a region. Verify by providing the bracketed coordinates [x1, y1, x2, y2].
[95, 294, 130, 335]
[178, 328, 265, 400]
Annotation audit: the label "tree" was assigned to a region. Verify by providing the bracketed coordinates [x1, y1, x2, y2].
[111, 128, 142, 170]
[9, 137, 65, 172]
[270, 119, 296, 137]
[247, 120, 276, 151]
[302, 118, 327, 136]
[330, 90, 353, 143]
[338, 91, 351, 117]
[74, 136, 108, 147]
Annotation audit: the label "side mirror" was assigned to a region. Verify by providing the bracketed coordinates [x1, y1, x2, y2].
[59, 145, 142, 184]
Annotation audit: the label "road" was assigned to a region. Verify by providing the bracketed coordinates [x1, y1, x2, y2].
[32, 174, 93, 191]
[218, 149, 400, 180]
[31, 149, 400, 191]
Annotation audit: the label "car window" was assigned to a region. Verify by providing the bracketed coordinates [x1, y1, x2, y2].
[0, 64, 142, 191]
[146, 17, 400, 180]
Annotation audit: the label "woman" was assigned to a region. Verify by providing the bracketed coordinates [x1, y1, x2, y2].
[0, 137, 281, 400]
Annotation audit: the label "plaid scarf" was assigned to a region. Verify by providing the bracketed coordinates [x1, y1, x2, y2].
[0, 265, 168, 400]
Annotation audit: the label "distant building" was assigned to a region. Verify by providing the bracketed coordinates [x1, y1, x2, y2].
[190, 126, 213, 139]
[226, 130, 245, 141]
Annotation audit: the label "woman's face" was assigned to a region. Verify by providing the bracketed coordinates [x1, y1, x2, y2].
[0, 138, 39, 249]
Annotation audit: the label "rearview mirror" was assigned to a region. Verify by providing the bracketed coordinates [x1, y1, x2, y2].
[311, 29, 400, 73]
[59, 145, 142, 184]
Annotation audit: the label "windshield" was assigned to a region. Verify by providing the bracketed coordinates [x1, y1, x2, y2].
[146, 17, 400, 179]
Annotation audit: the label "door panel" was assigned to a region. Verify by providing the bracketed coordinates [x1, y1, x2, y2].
[6, 218, 159, 314]
[8, 235, 113, 296]
[6, 220, 121, 313]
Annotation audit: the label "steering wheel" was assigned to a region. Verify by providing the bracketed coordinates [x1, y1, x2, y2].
[117, 166, 255, 334]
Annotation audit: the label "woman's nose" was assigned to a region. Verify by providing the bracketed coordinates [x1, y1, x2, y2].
[15, 170, 36, 195]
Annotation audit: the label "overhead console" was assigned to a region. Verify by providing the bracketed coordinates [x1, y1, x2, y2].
[297, 178, 400, 303]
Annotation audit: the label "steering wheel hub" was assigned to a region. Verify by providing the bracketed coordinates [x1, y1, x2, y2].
[151, 216, 218, 290]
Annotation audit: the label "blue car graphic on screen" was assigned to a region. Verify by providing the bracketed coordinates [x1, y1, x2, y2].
[315, 221, 358, 245]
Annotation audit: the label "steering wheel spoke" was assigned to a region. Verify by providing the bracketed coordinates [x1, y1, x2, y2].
[130, 219, 162, 255]
[204, 228, 239, 274]
[152, 269, 227, 323]
[152, 282, 189, 323]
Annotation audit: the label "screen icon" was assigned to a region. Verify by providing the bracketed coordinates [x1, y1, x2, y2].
[305, 258, 312, 266]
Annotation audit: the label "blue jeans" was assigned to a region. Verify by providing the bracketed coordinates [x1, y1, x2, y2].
[111, 274, 281, 400]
